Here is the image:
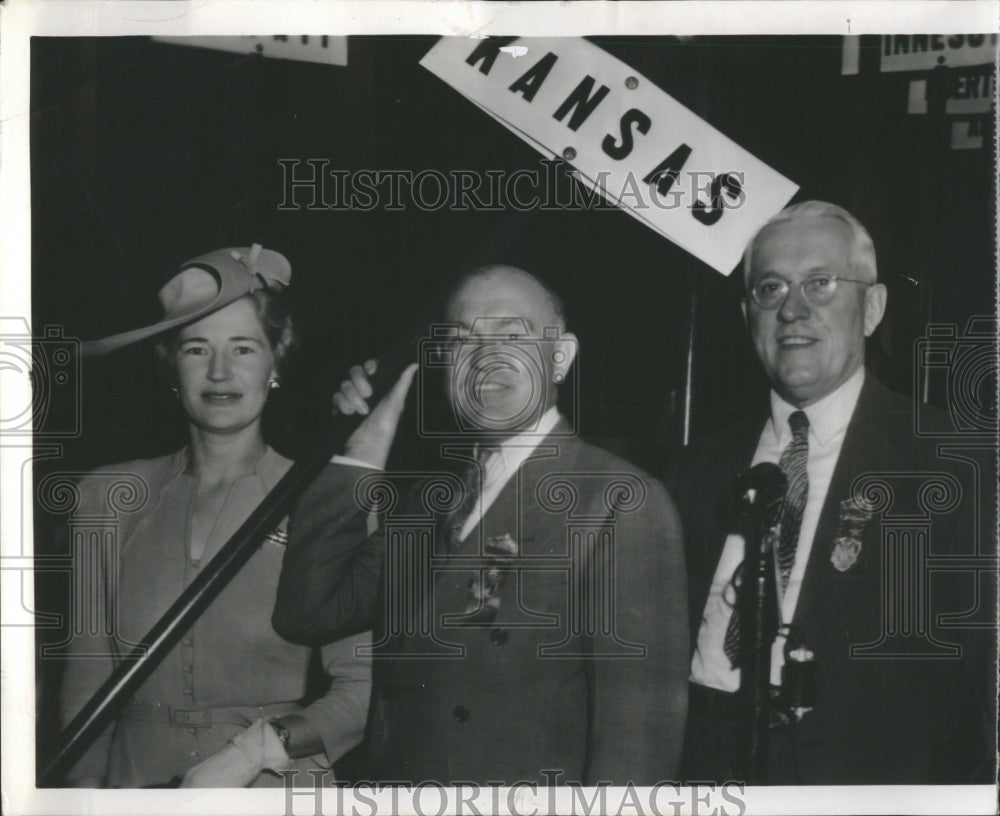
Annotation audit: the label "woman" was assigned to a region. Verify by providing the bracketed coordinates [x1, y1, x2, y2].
[59, 244, 371, 788]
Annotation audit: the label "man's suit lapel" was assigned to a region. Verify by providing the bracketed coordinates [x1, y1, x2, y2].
[476, 423, 575, 557]
[792, 377, 887, 631]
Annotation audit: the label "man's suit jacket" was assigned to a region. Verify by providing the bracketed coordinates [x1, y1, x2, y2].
[275, 427, 689, 785]
[665, 376, 995, 784]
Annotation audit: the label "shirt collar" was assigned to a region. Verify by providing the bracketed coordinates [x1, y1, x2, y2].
[483, 405, 561, 476]
[769, 366, 865, 447]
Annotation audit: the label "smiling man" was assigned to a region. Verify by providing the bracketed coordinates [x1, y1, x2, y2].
[666, 201, 993, 784]
[274, 265, 688, 786]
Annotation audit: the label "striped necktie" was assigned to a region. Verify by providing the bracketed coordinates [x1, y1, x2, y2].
[775, 410, 810, 589]
[447, 446, 497, 550]
[722, 410, 810, 668]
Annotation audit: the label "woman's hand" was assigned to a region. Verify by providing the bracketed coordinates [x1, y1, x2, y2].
[180, 718, 292, 788]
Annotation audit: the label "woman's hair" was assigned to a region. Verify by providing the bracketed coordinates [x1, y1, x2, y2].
[155, 289, 298, 381]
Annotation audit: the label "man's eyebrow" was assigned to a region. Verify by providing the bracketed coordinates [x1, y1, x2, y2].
[454, 317, 534, 333]
[478, 317, 533, 333]
[177, 335, 264, 345]
[494, 318, 531, 330]
[757, 263, 835, 278]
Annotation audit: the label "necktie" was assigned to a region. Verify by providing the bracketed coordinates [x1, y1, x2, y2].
[775, 410, 810, 589]
[722, 410, 810, 668]
[447, 446, 496, 550]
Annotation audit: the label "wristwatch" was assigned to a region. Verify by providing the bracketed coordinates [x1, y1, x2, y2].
[268, 717, 292, 752]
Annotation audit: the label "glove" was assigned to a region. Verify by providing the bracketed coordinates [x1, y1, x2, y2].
[180, 718, 292, 788]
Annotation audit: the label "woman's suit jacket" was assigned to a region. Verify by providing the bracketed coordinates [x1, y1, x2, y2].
[59, 446, 371, 787]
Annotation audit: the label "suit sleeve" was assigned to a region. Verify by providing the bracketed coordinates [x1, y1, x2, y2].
[273, 463, 386, 645]
[584, 478, 688, 785]
[295, 630, 373, 766]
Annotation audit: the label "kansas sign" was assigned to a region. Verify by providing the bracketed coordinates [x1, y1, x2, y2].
[421, 37, 798, 275]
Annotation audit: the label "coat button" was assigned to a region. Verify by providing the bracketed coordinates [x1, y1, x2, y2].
[490, 628, 509, 646]
[452, 705, 470, 723]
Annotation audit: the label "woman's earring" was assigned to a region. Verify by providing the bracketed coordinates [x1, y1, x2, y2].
[171, 386, 180, 399]
[268, 378, 280, 390]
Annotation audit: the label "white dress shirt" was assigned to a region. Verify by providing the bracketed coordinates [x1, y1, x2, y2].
[332, 407, 562, 542]
[690, 366, 865, 690]
[456, 406, 561, 542]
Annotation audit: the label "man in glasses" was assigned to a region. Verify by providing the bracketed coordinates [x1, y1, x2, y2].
[668, 201, 993, 784]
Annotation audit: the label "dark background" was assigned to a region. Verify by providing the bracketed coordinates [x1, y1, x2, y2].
[30, 35, 995, 769]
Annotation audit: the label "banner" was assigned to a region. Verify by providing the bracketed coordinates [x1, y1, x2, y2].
[153, 35, 348, 66]
[951, 119, 985, 150]
[907, 65, 995, 115]
[880, 34, 997, 73]
[420, 37, 798, 275]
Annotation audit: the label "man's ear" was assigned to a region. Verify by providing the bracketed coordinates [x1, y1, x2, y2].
[552, 332, 578, 384]
[863, 283, 888, 337]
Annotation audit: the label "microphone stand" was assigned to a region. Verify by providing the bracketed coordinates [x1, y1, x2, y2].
[38, 329, 423, 787]
[732, 462, 786, 784]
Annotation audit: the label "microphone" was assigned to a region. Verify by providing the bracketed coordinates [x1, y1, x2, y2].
[734, 462, 786, 520]
[731, 461, 787, 783]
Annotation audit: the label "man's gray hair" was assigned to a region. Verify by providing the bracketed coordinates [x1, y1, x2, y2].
[742, 200, 878, 285]
[448, 264, 567, 329]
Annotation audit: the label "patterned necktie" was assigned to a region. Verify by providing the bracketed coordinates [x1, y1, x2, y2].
[722, 410, 810, 668]
[447, 446, 496, 550]
[775, 410, 810, 589]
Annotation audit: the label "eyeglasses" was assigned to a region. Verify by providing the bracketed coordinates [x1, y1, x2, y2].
[748, 274, 872, 310]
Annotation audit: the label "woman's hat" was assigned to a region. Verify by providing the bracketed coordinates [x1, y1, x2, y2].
[83, 244, 291, 356]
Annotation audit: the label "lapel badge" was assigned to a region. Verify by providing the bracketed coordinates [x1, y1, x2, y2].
[830, 536, 862, 572]
[485, 532, 518, 558]
[830, 498, 872, 572]
[466, 534, 516, 620]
